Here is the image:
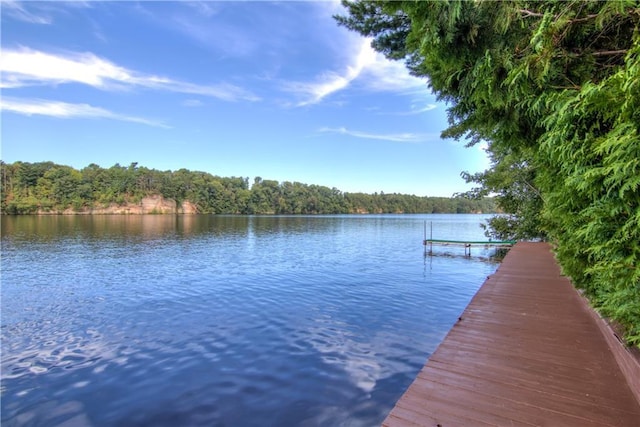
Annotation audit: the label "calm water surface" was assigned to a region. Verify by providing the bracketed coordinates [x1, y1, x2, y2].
[1, 214, 499, 426]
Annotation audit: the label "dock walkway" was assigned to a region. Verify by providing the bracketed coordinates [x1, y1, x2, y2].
[384, 242, 640, 426]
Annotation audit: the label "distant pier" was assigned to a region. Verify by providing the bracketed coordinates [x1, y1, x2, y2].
[385, 242, 640, 426]
[422, 220, 515, 256]
[423, 238, 516, 256]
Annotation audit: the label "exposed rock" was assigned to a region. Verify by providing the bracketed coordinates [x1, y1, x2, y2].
[37, 195, 198, 214]
[180, 200, 198, 214]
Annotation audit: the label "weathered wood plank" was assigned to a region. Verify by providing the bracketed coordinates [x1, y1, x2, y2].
[383, 242, 640, 426]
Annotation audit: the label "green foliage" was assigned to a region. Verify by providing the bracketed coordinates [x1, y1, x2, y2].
[537, 37, 640, 346]
[337, 0, 640, 346]
[0, 161, 496, 216]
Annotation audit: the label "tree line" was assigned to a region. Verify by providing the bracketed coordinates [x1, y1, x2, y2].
[337, 1, 639, 346]
[0, 161, 496, 215]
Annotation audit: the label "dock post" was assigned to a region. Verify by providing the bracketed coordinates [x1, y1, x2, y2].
[465, 243, 471, 257]
[423, 221, 426, 256]
[430, 221, 433, 255]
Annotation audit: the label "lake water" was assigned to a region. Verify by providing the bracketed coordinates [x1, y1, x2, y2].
[1, 214, 499, 426]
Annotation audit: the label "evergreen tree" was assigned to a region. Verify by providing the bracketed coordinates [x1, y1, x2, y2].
[337, 0, 640, 346]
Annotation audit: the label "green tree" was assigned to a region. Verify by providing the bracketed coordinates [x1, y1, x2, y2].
[1, 160, 496, 216]
[337, 0, 640, 345]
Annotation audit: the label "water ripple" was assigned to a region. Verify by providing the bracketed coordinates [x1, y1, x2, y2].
[1, 215, 497, 426]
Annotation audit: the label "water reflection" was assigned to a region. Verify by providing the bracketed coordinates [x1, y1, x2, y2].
[1, 215, 352, 243]
[2, 214, 498, 426]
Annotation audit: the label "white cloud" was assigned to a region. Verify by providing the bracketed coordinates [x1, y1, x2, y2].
[183, 1, 220, 18]
[283, 38, 375, 106]
[313, 0, 344, 15]
[359, 54, 427, 94]
[284, 38, 429, 106]
[0, 47, 260, 102]
[182, 99, 204, 107]
[383, 104, 438, 116]
[318, 127, 436, 144]
[1, 97, 170, 128]
[1, 0, 52, 24]
[170, 14, 258, 58]
[138, 2, 261, 60]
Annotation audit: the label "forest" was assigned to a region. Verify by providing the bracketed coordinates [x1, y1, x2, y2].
[337, 0, 640, 346]
[0, 161, 496, 215]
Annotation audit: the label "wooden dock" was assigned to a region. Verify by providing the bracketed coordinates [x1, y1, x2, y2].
[423, 239, 516, 256]
[384, 242, 640, 426]
[421, 221, 515, 256]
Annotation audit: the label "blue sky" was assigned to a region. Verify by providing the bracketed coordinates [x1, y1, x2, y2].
[1, 1, 489, 197]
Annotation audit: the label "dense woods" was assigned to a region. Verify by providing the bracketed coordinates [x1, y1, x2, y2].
[0, 161, 496, 215]
[337, 0, 640, 346]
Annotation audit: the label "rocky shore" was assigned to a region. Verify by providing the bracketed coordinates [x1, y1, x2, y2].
[36, 195, 198, 215]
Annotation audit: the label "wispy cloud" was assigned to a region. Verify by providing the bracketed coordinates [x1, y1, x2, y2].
[1, 1, 93, 24]
[283, 39, 372, 106]
[359, 53, 427, 94]
[280, 0, 429, 107]
[0, 47, 260, 102]
[1, 97, 170, 128]
[383, 104, 438, 116]
[170, 14, 258, 58]
[183, 1, 220, 18]
[318, 127, 435, 144]
[137, 2, 260, 59]
[313, 0, 344, 15]
[1, 0, 52, 24]
[284, 38, 429, 107]
[181, 99, 204, 107]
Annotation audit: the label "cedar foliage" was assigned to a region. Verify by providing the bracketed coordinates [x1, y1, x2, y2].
[337, 0, 640, 346]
